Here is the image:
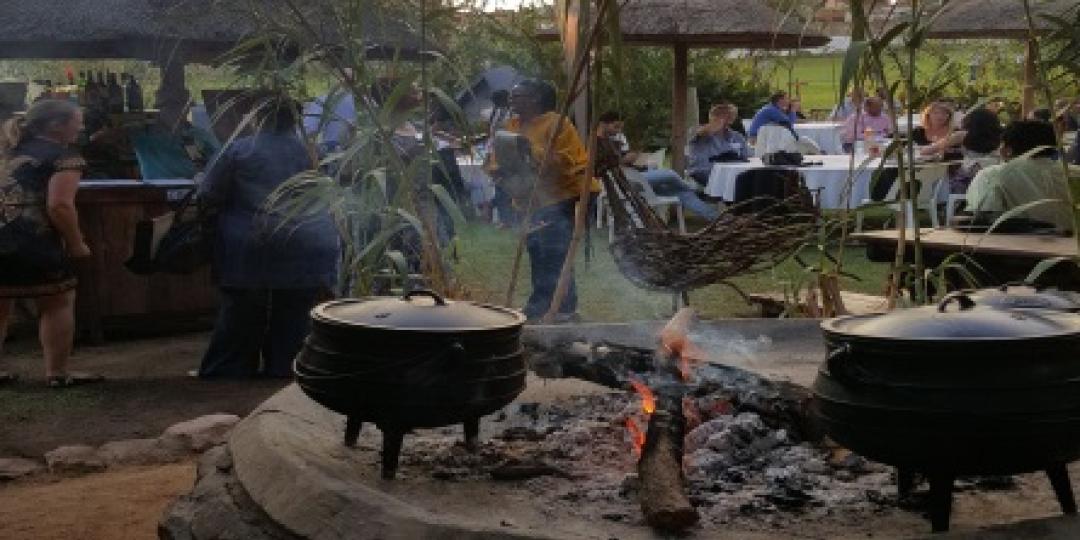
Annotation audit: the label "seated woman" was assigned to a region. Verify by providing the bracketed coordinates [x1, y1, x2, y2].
[596, 111, 718, 221]
[965, 120, 1072, 233]
[913, 101, 961, 158]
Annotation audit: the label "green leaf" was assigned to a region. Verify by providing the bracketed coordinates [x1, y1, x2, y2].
[1024, 256, 1080, 285]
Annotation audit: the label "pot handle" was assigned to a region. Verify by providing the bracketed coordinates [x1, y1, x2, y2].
[403, 288, 448, 307]
[825, 343, 852, 380]
[938, 292, 976, 313]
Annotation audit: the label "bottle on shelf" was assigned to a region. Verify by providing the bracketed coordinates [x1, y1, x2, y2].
[124, 74, 144, 112]
[107, 72, 124, 114]
[96, 71, 109, 111]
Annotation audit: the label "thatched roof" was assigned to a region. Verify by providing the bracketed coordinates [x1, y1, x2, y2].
[537, 0, 829, 49]
[0, 0, 429, 63]
[927, 0, 1079, 40]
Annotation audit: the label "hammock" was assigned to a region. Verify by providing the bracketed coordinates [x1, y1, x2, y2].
[596, 143, 818, 294]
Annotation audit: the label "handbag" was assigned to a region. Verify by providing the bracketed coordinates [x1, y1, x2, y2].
[126, 188, 211, 275]
[762, 151, 804, 167]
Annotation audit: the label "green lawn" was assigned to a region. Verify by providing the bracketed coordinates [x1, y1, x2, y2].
[453, 221, 891, 321]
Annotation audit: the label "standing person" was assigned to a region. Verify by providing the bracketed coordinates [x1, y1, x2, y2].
[493, 79, 591, 322]
[686, 103, 749, 186]
[596, 111, 718, 221]
[747, 91, 797, 140]
[195, 96, 339, 378]
[0, 100, 102, 387]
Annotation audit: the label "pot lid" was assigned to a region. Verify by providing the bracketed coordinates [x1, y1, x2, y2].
[962, 285, 1080, 312]
[823, 292, 1080, 340]
[312, 289, 525, 331]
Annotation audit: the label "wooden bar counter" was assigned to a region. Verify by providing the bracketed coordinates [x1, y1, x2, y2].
[75, 179, 217, 343]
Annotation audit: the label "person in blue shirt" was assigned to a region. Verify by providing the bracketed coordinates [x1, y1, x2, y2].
[302, 88, 356, 157]
[747, 91, 798, 140]
[195, 96, 339, 379]
[687, 103, 749, 186]
[596, 111, 719, 221]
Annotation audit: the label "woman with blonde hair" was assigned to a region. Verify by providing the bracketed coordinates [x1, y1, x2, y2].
[913, 101, 960, 157]
[0, 99, 101, 387]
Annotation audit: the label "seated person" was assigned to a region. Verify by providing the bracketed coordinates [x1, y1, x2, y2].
[965, 120, 1072, 233]
[129, 89, 220, 179]
[946, 107, 1003, 194]
[830, 88, 864, 121]
[748, 91, 797, 141]
[686, 103, 749, 187]
[596, 111, 718, 221]
[789, 98, 808, 122]
[913, 101, 961, 157]
[840, 96, 894, 152]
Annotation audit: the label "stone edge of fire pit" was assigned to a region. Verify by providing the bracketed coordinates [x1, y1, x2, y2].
[522, 319, 825, 351]
[227, 384, 566, 540]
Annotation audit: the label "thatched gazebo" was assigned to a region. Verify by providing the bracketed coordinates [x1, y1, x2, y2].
[926, 0, 1079, 116]
[0, 0, 427, 99]
[539, 0, 829, 173]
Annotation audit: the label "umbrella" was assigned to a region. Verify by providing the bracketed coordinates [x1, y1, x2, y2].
[0, 0, 428, 64]
[926, 0, 1079, 116]
[538, 0, 829, 173]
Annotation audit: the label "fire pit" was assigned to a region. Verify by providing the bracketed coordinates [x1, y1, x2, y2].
[164, 317, 1080, 539]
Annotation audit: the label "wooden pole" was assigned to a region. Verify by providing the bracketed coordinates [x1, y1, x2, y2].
[1022, 38, 1037, 118]
[671, 43, 689, 175]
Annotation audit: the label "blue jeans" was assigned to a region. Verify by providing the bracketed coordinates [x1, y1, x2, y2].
[524, 199, 579, 319]
[199, 287, 320, 378]
[642, 169, 719, 220]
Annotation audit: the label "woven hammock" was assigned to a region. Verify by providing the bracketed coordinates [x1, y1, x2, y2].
[597, 147, 818, 294]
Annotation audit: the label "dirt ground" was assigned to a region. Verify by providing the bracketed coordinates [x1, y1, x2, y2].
[0, 462, 196, 540]
[0, 331, 286, 457]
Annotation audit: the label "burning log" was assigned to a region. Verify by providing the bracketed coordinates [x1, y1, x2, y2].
[638, 400, 699, 531]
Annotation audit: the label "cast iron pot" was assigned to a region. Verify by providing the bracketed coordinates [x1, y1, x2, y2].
[294, 289, 527, 478]
[811, 290, 1080, 531]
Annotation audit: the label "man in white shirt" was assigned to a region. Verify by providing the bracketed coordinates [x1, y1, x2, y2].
[966, 120, 1073, 232]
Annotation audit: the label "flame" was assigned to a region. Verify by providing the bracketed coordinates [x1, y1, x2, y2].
[629, 378, 656, 415]
[625, 417, 645, 457]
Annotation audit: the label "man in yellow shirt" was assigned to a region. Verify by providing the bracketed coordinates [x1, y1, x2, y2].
[493, 79, 593, 321]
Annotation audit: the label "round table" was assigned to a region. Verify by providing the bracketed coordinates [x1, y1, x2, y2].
[706, 155, 888, 209]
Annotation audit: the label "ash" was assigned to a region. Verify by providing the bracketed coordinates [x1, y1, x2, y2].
[393, 390, 904, 531]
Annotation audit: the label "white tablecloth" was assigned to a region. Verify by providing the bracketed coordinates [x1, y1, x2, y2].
[794, 122, 844, 155]
[457, 157, 494, 205]
[707, 155, 888, 209]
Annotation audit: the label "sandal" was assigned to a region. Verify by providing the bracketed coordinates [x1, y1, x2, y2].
[46, 372, 105, 388]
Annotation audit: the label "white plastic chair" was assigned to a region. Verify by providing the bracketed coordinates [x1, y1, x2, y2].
[855, 163, 949, 232]
[606, 168, 686, 243]
[754, 125, 800, 157]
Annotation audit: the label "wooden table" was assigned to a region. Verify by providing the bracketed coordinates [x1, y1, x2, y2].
[855, 228, 1079, 288]
[74, 179, 218, 343]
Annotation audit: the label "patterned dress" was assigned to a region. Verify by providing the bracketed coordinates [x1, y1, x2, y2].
[0, 137, 86, 298]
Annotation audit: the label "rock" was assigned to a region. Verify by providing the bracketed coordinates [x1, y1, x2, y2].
[160, 414, 241, 453]
[159, 446, 300, 540]
[0, 457, 44, 480]
[45, 445, 106, 474]
[98, 438, 182, 466]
